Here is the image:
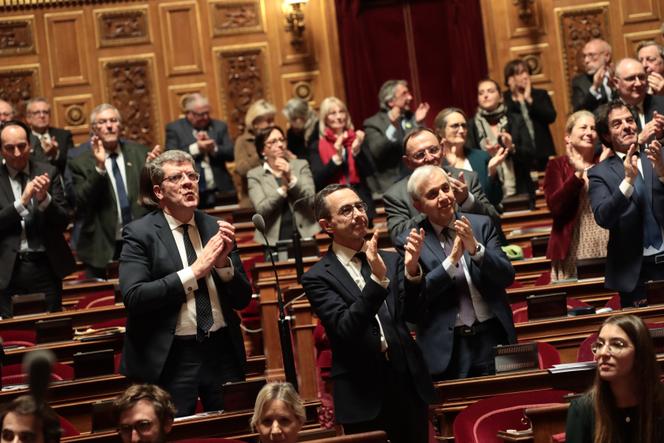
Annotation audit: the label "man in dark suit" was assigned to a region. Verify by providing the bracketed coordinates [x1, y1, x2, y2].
[165, 93, 235, 208]
[589, 100, 664, 307]
[68, 104, 160, 279]
[0, 120, 75, 317]
[383, 127, 501, 244]
[0, 99, 15, 123]
[572, 38, 614, 112]
[301, 184, 434, 443]
[25, 97, 74, 176]
[119, 150, 252, 417]
[395, 165, 516, 379]
[363, 80, 430, 196]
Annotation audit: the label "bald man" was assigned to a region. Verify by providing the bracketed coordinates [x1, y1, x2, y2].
[572, 39, 614, 112]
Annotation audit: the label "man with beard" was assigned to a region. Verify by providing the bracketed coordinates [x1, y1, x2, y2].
[589, 100, 664, 307]
[119, 150, 252, 416]
[363, 80, 430, 196]
[165, 94, 235, 207]
[301, 184, 434, 443]
[115, 384, 175, 443]
[572, 38, 614, 112]
[68, 104, 161, 279]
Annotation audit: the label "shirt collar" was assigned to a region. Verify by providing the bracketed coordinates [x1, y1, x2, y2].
[4, 161, 30, 180]
[263, 162, 275, 174]
[104, 143, 123, 160]
[332, 240, 367, 266]
[429, 219, 455, 238]
[163, 211, 196, 232]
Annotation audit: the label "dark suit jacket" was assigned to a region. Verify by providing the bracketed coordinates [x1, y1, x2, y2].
[572, 73, 612, 112]
[119, 210, 252, 383]
[394, 213, 516, 375]
[503, 89, 557, 170]
[68, 141, 150, 269]
[30, 127, 74, 176]
[363, 111, 414, 194]
[588, 154, 664, 293]
[0, 160, 75, 289]
[301, 248, 434, 423]
[467, 112, 536, 198]
[465, 147, 503, 207]
[165, 118, 235, 192]
[543, 156, 586, 261]
[383, 166, 500, 244]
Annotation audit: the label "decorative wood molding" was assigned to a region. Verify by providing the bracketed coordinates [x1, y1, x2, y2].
[512, 0, 535, 24]
[159, 1, 204, 76]
[52, 93, 93, 133]
[209, 0, 264, 36]
[45, 11, 91, 87]
[509, 43, 550, 84]
[0, 17, 35, 56]
[213, 44, 271, 137]
[94, 6, 150, 48]
[506, 0, 544, 38]
[624, 29, 663, 56]
[166, 82, 208, 121]
[1, 0, 141, 11]
[0, 64, 40, 117]
[556, 3, 610, 107]
[280, 71, 320, 107]
[99, 54, 160, 147]
[618, 0, 660, 25]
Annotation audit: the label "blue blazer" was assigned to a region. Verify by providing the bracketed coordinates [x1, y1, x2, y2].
[395, 212, 516, 374]
[588, 154, 664, 293]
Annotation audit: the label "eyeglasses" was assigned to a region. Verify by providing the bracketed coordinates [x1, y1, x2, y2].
[188, 110, 210, 119]
[2, 142, 29, 152]
[163, 171, 200, 184]
[619, 73, 647, 84]
[95, 118, 119, 126]
[2, 429, 38, 443]
[590, 339, 632, 356]
[410, 145, 441, 161]
[265, 137, 286, 148]
[28, 110, 50, 116]
[117, 420, 153, 437]
[337, 201, 368, 218]
[0, 112, 13, 118]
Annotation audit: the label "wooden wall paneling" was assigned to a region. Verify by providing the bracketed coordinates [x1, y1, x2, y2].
[0, 64, 40, 117]
[207, 0, 265, 37]
[213, 43, 271, 137]
[44, 11, 91, 88]
[159, 1, 205, 77]
[280, 70, 320, 108]
[93, 5, 151, 48]
[313, 0, 345, 103]
[0, 15, 37, 56]
[166, 82, 209, 120]
[509, 43, 552, 84]
[624, 29, 664, 56]
[505, 0, 546, 38]
[52, 93, 94, 136]
[99, 54, 162, 147]
[618, 0, 661, 24]
[272, 0, 313, 66]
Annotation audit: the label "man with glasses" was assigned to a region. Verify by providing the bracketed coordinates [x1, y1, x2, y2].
[383, 127, 499, 244]
[301, 184, 434, 443]
[25, 97, 73, 176]
[114, 384, 175, 443]
[572, 38, 614, 112]
[0, 100, 15, 123]
[68, 104, 160, 279]
[637, 41, 664, 95]
[0, 396, 61, 443]
[165, 93, 235, 208]
[119, 150, 252, 416]
[589, 100, 664, 308]
[0, 120, 74, 317]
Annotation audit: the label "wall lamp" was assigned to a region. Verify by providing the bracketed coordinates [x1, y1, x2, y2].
[284, 0, 308, 46]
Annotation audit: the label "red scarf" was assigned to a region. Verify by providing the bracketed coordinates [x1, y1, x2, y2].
[318, 128, 360, 185]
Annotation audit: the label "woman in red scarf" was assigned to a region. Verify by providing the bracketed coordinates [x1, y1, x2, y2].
[309, 96, 376, 221]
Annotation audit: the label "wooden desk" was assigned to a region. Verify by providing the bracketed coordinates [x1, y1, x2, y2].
[3, 335, 124, 366]
[508, 277, 616, 305]
[0, 305, 126, 333]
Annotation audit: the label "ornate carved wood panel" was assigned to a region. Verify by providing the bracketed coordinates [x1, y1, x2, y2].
[94, 6, 151, 48]
[208, 0, 264, 36]
[52, 94, 93, 135]
[100, 55, 160, 147]
[214, 44, 270, 136]
[159, 1, 204, 76]
[0, 17, 35, 56]
[0, 65, 40, 117]
[44, 11, 91, 87]
[280, 71, 320, 107]
[505, 0, 545, 38]
[167, 82, 209, 120]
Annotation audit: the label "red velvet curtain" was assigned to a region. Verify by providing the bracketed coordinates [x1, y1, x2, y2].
[335, 0, 488, 127]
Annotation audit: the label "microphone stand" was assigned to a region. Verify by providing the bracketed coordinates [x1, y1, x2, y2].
[254, 215, 299, 391]
[291, 196, 310, 283]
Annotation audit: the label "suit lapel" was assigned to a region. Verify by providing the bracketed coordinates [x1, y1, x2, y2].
[0, 165, 14, 205]
[607, 155, 626, 183]
[323, 249, 362, 300]
[154, 211, 185, 270]
[122, 144, 140, 201]
[421, 219, 446, 265]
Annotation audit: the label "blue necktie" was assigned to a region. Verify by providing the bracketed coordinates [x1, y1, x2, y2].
[110, 153, 132, 226]
[181, 224, 213, 341]
[633, 154, 663, 249]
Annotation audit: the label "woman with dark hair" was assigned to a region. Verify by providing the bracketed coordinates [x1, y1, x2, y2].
[544, 110, 609, 281]
[566, 314, 664, 443]
[467, 78, 536, 202]
[309, 96, 376, 221]
[503, 59, 557, 171]
[247, 126, 319, 246]
[434, 107, 506, 208]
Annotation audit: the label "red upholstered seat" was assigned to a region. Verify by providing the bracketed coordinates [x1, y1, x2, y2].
[605, 294, 621, 310]
[59, 415, 80, 437]
[453, 389, 571, 443]
[0, 330, 36, 347]
[536, 342, 561, 369]
[2, 362, 74, 385]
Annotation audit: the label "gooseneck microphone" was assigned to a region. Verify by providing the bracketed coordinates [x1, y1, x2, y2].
[252, 214, 299, 391]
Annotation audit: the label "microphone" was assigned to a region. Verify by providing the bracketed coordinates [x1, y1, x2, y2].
[291, 196, 312, 283]
[252, 213, 299, 391]
[23, 350, 55, 407]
